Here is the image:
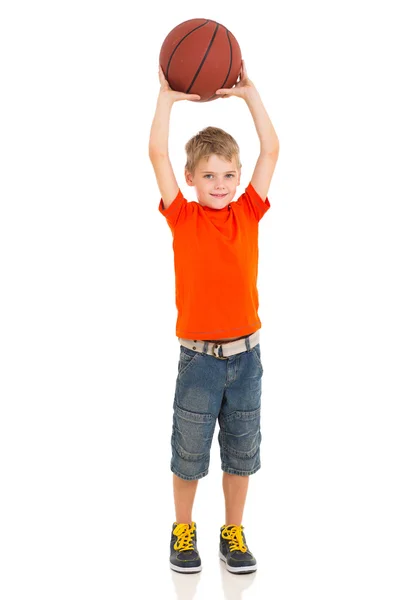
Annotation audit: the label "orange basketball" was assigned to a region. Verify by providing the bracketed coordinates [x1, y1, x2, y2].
[159, 19, 242, 102]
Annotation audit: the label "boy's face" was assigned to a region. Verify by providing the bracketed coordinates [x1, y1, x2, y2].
[185, 154, 241, 210]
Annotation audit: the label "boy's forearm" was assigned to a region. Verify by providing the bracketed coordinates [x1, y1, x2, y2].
[245, 89, 279, 154]
[149, 95, 175, 156]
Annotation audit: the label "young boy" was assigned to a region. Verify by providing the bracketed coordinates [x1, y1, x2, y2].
[149, 61, 279, 574]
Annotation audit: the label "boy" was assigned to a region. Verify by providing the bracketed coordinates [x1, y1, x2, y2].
[149, 60, 279, 574]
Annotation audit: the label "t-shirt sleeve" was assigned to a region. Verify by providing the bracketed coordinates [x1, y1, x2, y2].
[158, 189, 187, 231]
[236, 182, 270, 222]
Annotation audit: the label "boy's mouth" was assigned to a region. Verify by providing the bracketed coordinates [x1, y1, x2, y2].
[211, 193, 227, 198]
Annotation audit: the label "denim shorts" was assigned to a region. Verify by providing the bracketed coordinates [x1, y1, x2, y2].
[171, 339, 263, 480]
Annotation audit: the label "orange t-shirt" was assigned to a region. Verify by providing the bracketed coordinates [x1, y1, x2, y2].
[159, 183, 270, 340]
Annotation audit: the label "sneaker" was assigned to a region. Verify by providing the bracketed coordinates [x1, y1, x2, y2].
[170, 522, 202, 573]
[219, 524, 257, 574]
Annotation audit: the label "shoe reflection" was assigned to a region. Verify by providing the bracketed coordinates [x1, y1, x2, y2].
[219, 560, 256, 600]
[170, 560, 256, 599]
[171, 570, 201, 600]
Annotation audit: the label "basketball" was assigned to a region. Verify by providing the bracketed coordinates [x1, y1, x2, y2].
[159, 19, 242, 103]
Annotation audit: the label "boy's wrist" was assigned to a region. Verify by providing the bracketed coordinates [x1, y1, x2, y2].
[157, 91, 176, 108]
[243, 86, 261, 104]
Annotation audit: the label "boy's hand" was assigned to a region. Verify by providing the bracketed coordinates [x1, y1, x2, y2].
[158, 66, 201, 102]
[215, 60, 256, 100]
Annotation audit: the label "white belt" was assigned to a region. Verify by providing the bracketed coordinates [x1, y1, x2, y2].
[178, 330, 260, 359]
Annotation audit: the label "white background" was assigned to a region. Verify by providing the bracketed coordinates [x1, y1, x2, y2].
[1, 0, 399, 598]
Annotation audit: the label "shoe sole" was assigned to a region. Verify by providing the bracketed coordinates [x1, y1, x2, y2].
[219, 552, 257, 574]
[170, 562, 202, 574]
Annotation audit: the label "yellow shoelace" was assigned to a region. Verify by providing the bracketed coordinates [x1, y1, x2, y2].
[221, 525, 248, 552]
[173, 522, 196, 551]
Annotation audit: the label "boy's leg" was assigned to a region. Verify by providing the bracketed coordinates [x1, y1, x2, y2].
[173, 473, 199, 523]
[220, 471, 257, 573]
[170, 474, 201, 573]
[169, 346, 226, 573]
[218, 340, 262, 573]
[222, 473, 249, 525]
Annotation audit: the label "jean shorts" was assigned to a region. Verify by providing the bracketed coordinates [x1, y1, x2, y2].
[171, 338, 263, 480]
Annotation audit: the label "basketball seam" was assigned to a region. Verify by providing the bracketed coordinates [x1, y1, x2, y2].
[186, 22, 220, 94]
[204, 27, 233, 102]
[220, 29, 233, 89]
[165, 20, 210, 80]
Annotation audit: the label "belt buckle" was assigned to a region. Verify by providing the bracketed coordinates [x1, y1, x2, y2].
[211, 343, 227, 360]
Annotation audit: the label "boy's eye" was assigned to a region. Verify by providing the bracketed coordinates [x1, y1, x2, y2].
[203, 174, 235, 179]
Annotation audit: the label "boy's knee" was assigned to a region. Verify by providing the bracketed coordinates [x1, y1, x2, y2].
[171, 405, 216, 480]
[218, 408, 261, 475]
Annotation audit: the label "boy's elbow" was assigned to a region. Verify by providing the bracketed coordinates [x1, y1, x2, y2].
[148, 142, 157, 158]
[263, 144, 279, 159]
[270, 137, 280, 155]
[149, 145, 168, 161]
[271, 144, 280, 158]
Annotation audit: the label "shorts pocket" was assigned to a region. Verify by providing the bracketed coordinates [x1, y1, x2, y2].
[250, 344, 263, 374]
[178, 346, 200, 377]
[172, 405, 215, 460]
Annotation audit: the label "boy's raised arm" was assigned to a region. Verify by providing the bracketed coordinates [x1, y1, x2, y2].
[215, 61, 279, 201]
[149, 67, 200, 210]
[244, 88, 279, 202]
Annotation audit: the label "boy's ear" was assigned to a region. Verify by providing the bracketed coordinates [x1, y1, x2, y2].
[237, 168, 241, 186]
[185, 170, 195, 186]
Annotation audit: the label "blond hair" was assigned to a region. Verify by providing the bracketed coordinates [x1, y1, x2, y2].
[185, 126, 242, 174]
